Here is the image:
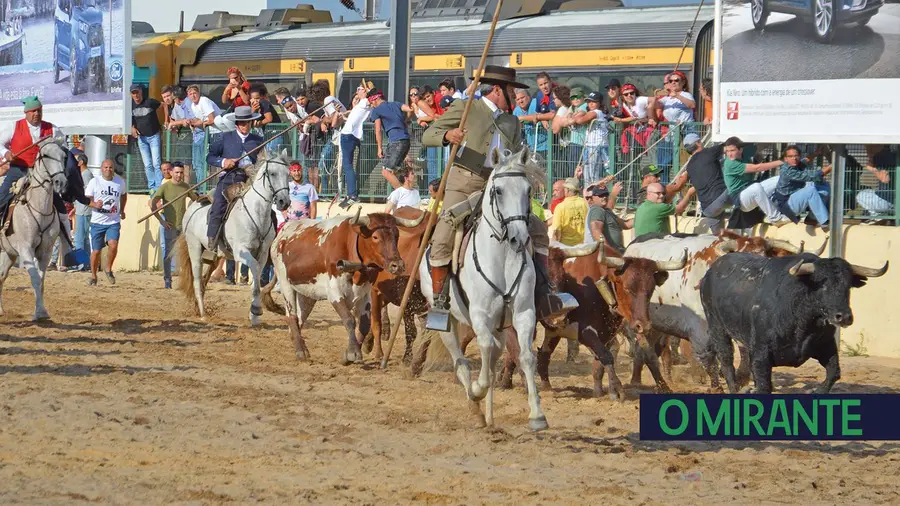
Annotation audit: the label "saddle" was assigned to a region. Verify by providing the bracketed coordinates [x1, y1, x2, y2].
[1, 178, 30, 236]
[441, 191, 483, 274]
[203, 183, 254, 262]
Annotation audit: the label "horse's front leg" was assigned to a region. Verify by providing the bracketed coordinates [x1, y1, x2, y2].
[237, 248, 263, 326]
[21, 247, 50, 322]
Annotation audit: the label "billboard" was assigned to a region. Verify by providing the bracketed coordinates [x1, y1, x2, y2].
[0, 0, 131, 133]
[713, 0, 899, 143]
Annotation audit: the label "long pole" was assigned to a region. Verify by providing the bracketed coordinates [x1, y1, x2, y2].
[137, 103, 329, 225]
[380, 0, 505, 370]
[0, 135, 52, 168]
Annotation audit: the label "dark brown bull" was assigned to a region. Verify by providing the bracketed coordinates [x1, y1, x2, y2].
[364, 206, 431, 367]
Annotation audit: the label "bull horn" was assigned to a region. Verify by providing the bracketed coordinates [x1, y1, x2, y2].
[603, 255, 626, 269]
[655, 248, 688, 271]
[766, 238, 802, 254]
[714, 238, 739, 256]
[337, 260, 366, 273]
[348, 207, 370, 227]
[812, 235, 830, 256]
[394, 212, 426, 228]
[560, 240, 602, 259]
[850, 260, 889, 278]
[788, 260, 815, 276]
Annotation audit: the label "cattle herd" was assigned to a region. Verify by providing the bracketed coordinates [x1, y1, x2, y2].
[177, 202, 888, 431]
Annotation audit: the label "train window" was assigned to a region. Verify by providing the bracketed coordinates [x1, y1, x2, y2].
[339, 76, 388, 106]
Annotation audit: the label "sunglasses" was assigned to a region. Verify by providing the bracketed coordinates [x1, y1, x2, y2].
[622, 91, 635, 96]
[666, 78, 681, 84]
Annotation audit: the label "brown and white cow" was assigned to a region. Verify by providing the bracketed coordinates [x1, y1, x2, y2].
[261, 208, 424, 364]
[623, 230, 827, 389]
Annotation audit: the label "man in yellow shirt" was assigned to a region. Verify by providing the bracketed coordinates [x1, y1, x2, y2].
[551, 178, 588, 246]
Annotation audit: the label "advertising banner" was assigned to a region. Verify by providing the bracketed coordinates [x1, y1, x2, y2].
[0, 0, 131, 133]
[713, 0, 900, 143]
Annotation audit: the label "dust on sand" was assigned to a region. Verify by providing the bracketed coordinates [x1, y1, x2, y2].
[2, 270, 900, 504]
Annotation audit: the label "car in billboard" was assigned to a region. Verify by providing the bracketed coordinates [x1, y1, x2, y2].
[53, 0, 107, 95]
[750, 0, 884, 43]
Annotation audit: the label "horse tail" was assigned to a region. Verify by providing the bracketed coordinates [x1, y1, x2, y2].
[420, 328, 455, 372]
[176, 234, 199, 314]
[261, 273, 285, 315]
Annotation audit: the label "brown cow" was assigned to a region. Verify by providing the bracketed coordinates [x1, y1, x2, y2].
[483, 241, 687, 400]
[366, 206, 431, 366]
[261, 208, 424, 364]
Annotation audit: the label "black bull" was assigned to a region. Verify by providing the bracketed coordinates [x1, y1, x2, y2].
[700, 252, 888, 394]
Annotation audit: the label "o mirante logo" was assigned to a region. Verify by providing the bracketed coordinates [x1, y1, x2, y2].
[640, 394, 900, 441]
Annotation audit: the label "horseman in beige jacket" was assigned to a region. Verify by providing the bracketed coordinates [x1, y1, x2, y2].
[422, 65, 570, 326]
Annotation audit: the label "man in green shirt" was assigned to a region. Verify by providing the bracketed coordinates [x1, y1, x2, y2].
[722, 136, 790, 226]
[151, 163, 199, 288]
[584, 185, 631, 253]
[633, 182, 695, 238]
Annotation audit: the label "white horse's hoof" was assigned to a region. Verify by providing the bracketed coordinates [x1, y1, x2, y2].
[249, 314, 261, 327]
[529, 416, 549, 432]
[33, 312, 50, 322]
[341, 348, 362, 365]
[470, 381, 487, 401]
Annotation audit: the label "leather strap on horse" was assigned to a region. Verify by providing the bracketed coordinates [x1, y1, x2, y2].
[380, 0, 507, 370]
[0, 135, 53, 169]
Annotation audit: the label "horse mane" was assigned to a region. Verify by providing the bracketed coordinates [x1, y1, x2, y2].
[491, 146, 545, 194]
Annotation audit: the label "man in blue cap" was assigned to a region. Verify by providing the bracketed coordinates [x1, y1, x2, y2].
[204, 105, 264, 259]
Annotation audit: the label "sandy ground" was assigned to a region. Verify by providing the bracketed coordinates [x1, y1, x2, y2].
[2, 270, 900, 505]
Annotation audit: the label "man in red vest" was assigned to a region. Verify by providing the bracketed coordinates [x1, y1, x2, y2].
[0, 96, 64, 221]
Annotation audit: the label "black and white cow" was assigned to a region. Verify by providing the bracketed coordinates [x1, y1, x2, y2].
[700, 252, 888, 394]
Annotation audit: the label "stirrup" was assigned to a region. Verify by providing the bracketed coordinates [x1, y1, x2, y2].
[536, 291, 579, 325]
[425, 294, 451, 332]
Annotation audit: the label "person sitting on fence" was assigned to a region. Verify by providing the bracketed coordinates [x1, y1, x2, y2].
[771, 145, 832, 231]
[337, 86, 374, 210]
[368, 89, 414, 189]
[384, 167, 421, 215]
[856, 144, 897, 220]
[722, 136, 791, 226]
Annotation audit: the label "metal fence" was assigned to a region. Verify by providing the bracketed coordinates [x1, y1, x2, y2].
[118, 120, 900, 224]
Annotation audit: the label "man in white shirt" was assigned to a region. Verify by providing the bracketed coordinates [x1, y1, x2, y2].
[384, 167, 421, 214]
[186, 85, 222, 186]
[84, 159, 127, 286]
[338, 86, 372, 209]
[0, 96, 64, 223]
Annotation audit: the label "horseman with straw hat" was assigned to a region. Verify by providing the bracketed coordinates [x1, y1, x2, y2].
[422, 65, 573, 328]
[204, 105, 264, 259]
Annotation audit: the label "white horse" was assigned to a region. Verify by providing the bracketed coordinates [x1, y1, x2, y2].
[0, 140, 68, 321]
[177, 149, 291, 325]
[419, 147, 549, 432]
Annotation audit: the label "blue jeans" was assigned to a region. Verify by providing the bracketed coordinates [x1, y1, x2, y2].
[787, 183, 830, 225]
[0, 164, 25, 211]
[340, 134, 360, 198]
[74, 215, 91, 252]
[226, 260, 249, 282]
[161, 224, 177, 280]
[426, 147, 440, 183]
[138, 133, 163, 191]
[191, 134, 207, 193]
[320, 138, 337, 172]
[582, 145, 609, 187]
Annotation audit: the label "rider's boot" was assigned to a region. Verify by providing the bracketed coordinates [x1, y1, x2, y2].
[425, 264, 452, 332]
[533, 252, 578, 327]
[203, 235, 219, 262]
